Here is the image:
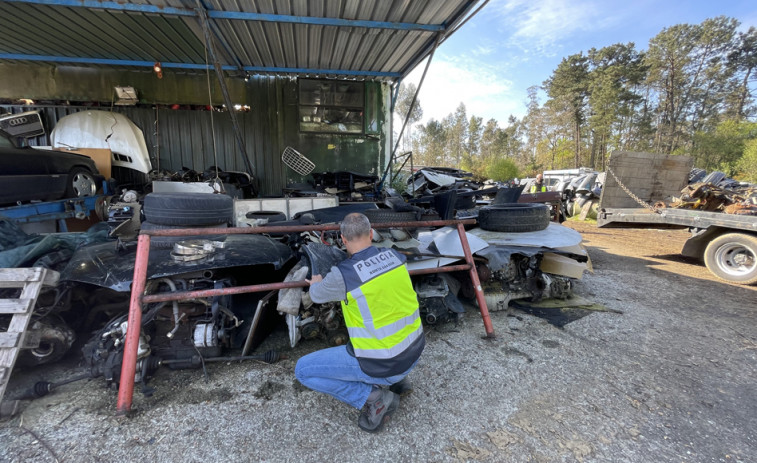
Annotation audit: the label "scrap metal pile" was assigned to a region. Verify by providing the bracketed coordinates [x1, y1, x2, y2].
[667, 170, 757, 215]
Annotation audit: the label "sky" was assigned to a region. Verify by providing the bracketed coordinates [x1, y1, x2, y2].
[403, 0, 757, 126]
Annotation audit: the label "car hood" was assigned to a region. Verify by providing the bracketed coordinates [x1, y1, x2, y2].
[51, 110, 152, 174]
[61, 235, 294, 292]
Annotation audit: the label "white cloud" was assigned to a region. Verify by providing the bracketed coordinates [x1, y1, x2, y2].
[402, 56, 521, 126]
[471, 44, 496, 56]
[491, 0, 620, 55]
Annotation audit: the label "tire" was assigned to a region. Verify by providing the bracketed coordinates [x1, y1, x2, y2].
[16, 319, 76, 368]
[245, 211, 287, 223]
[65, 167, 98, 198]
[478, 203, 550, 233]
[140, 221, 228, 249]
[143, 193, 233, 226]
[364, 209, 417, 224]
[703, 233, 757, 285]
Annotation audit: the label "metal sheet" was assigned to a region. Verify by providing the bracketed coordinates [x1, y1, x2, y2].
[406, 226, 488, 271]
[0, 0, 481, 80]
[468, 223, 584, 249]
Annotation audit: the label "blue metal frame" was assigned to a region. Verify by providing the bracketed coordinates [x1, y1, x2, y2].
[0, 195, 103, 227]
[0, 54, 401, 78]
[0, 54, 237, 70]
[243, 65, 400, 78]
[4, 0, 445, 32]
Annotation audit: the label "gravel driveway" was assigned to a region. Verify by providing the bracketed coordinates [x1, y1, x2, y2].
[2, 221, 755, 462]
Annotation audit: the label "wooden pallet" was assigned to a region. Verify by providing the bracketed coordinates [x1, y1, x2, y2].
[0, 267, 60, 407]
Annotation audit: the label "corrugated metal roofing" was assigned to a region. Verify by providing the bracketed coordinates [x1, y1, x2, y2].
[0, 0, 483, 81]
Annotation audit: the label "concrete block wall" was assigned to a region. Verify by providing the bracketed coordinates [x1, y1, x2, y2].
[600, 151, 693, 209]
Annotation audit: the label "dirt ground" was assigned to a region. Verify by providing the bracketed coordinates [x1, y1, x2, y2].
[1, 221, 756, 462]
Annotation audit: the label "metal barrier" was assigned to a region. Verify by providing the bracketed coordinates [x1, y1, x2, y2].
[116, 218, 493, 414]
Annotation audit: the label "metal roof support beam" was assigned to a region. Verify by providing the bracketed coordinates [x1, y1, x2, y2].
[195, 5, 255, 182]
[242, 66, 400, 78]
[0, 54, 400, 78]
[198, 0, 246, 75]
[0, 53, 236, 70]
[379, 33, 443, 190]
[5, 0, 446, 32]
[399, 0, 485, 78]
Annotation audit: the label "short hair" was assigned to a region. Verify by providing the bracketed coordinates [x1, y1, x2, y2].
[340, 213, 371, 241]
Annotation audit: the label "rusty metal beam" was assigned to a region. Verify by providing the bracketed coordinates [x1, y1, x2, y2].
[116, 234, 151, 416]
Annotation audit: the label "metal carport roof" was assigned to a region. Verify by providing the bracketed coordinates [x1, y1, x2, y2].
[0, 0, 484, 81]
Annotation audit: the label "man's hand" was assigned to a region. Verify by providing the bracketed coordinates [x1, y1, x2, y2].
[305, 274, 323, 285]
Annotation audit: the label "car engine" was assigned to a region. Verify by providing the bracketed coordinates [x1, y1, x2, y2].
[82, 273, 238, 388]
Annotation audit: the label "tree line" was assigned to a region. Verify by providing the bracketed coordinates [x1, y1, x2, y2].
[397, 17, 757, 182]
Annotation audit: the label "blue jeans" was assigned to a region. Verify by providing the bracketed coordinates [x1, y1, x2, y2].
[295, 345, 417, 409]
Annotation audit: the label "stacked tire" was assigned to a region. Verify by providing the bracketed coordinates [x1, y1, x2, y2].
[141, 193, 234, 248]
[478, 203, 550, 233]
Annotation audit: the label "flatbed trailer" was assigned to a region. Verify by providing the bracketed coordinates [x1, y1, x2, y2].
[598, 151, 757, 285]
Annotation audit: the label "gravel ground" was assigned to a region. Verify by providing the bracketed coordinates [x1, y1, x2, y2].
[2, 221, 756, 463]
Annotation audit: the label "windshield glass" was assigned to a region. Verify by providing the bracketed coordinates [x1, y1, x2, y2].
[0, 133, 16, 149]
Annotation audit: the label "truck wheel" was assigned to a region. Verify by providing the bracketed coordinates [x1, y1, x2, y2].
[703, 233, 757, 285]
[478, 204, 550, 233]
[143, 193, 233, 226]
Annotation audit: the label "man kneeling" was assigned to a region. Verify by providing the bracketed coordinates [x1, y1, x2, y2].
[295, 212, 425, 432]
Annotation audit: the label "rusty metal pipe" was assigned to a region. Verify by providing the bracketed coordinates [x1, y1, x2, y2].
[116, 233, 151, 415]
[409, 264, 473, 276]
[140, 265, 475, 304]
[457, 222, 495, 338]
[143, 280, 309, 304]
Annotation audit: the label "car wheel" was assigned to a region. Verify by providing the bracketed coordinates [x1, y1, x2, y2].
[65, 167, 98, 198]
[703, 233, 757, 285]
[142, 192, 233, 226]
[478, 204, 550, 233]
[140, 221, 228, 249]
[16, 318, 76, 368]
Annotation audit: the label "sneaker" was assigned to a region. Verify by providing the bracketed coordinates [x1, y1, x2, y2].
[389, 377, 413, 396]
[358, 388, 399, 433]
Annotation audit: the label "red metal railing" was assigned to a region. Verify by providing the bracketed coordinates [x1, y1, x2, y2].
[116, 218, 494, 415]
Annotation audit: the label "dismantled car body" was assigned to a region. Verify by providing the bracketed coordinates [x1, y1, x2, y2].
[5, 183, 590, 396]
[277, 211, 588, 350]
[69, 234, 294, 388]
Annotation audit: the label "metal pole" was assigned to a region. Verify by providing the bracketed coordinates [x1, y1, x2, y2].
[457, 222, 495, 337]
[116, 233, 151, 415]
[379, 32, 443, 190]
[196, 5, 256, 181]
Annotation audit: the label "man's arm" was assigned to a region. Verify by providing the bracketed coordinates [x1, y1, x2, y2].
[306, 266, 346, 304]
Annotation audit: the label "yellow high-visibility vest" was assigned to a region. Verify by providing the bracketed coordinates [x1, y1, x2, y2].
[337, 247, 424, 376]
